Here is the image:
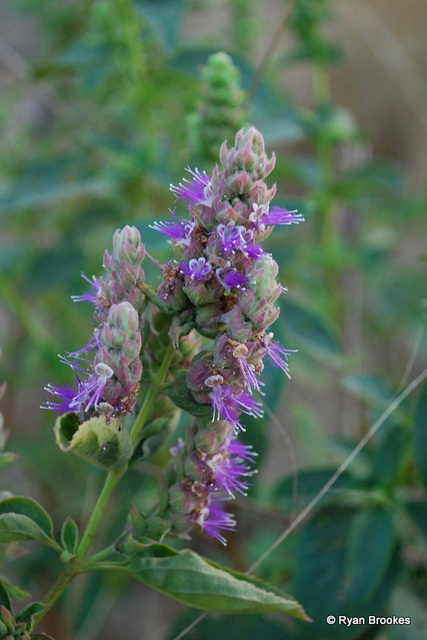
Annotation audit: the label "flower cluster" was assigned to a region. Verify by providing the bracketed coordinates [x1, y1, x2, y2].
[161, 418, 256, 545]
[43, 127, 303, 546]
[149, 127, 303, 542]
[155, 127, 302, 431]
[44, 226, 145, 421]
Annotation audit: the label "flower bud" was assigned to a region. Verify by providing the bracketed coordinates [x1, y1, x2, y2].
[54, 413, 133, 470]
[112, 225, 145, 265]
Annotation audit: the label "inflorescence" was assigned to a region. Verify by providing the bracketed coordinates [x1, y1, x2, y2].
[44, 126, 303, 545]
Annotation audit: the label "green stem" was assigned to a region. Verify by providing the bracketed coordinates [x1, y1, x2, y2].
[75, 470, 123, 559]
[33, 342, 175, 629]
[130, 343, 175, 445]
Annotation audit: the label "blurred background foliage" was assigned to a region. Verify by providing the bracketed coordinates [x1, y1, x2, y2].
[0, 0, 426, 638]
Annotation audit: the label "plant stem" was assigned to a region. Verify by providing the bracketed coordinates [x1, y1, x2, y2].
[130, 343, 175, 445]
[33, 342, 175, 629]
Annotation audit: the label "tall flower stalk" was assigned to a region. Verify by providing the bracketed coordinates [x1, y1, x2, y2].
[32, 126, 304, 629]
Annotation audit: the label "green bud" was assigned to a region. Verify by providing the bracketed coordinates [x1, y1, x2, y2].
[166, 373, 212, 419]
[190, 52, 247, 161]
[54, 413, 133, 470]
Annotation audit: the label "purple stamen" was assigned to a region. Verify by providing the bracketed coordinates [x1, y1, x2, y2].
[170, 167, 213, 207]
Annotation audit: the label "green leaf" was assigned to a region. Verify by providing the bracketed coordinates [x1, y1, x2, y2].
[127, 543, 309, 619]
[345, 508, 396, 604]
[168, 611, 293, 640]
[293, 506, 400, 639]
[61, 516, 79, 557]
[0, 497, 53, 537]
[278, 297, 340, 361]
[404, 500, 427, 543]
[414, 385, 427, 488]
[371, 422, 409, 486]
[0, 577, 30, 602]
[15, 601, 44, 625]
[0, 513, 59, 549]
[273, 469, 354, 512]
[0, 497, 59, 551]
[0, 581, 11, 610]
[342, 374, 396, 411]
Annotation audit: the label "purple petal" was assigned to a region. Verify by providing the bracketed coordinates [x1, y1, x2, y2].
[262, 206, 304, 226]
[41, 384, 77, 413]
[215, 267, 247, 291]
[181, 257, 212, 280]
[170, 167, 213, 206]
[265, 340, 296, 379]
[235, 390, 264, 419]
[198, 498, 236, 545]
[150, 211, 195, 246]
[71, 273, 100, 304]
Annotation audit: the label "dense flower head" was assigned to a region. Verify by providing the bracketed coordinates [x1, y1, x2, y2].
[155, 127, 303, 437]
[145, 128, 304, 544]
[44, 227, 146, 421]
[154, 127, 303, 341]
[161, 419, 256, 544]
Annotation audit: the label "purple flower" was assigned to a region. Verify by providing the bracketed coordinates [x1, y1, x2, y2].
[216, 222, 248, 254]
[215, 266, 246, 291]
[234, 389, 264, 419]
[69, 361, 114, 413]
[150, 211, 195, 247]
[170, 167, 213, 207]
[205, 376, 263, 429]
[261, 206, 304, 226]
[216, 222, 264, 260]
[181, 257, 212, 280]
[263, 336, 296, 378]
[231, 343, 260, 392]
[42, 383, 79, 414]
[71, 273, 100, 304]
[207, 439, 256, 496]
[197, 497, 236, 545]
[204, 376, 240, 425]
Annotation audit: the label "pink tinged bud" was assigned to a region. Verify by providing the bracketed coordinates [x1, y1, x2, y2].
[105, 302, 140, 336]
[113, 226, 145, 265]
[194, 302, 228, 338]
[194, 421, 234, 454]
[119, 262, 144, 290]
[158, 275, 188, 313]
[227, 169, 252, 194]
[169, 483, 200, 515]
[234, 142, 258, 172]
[221, 305, 253, 342]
